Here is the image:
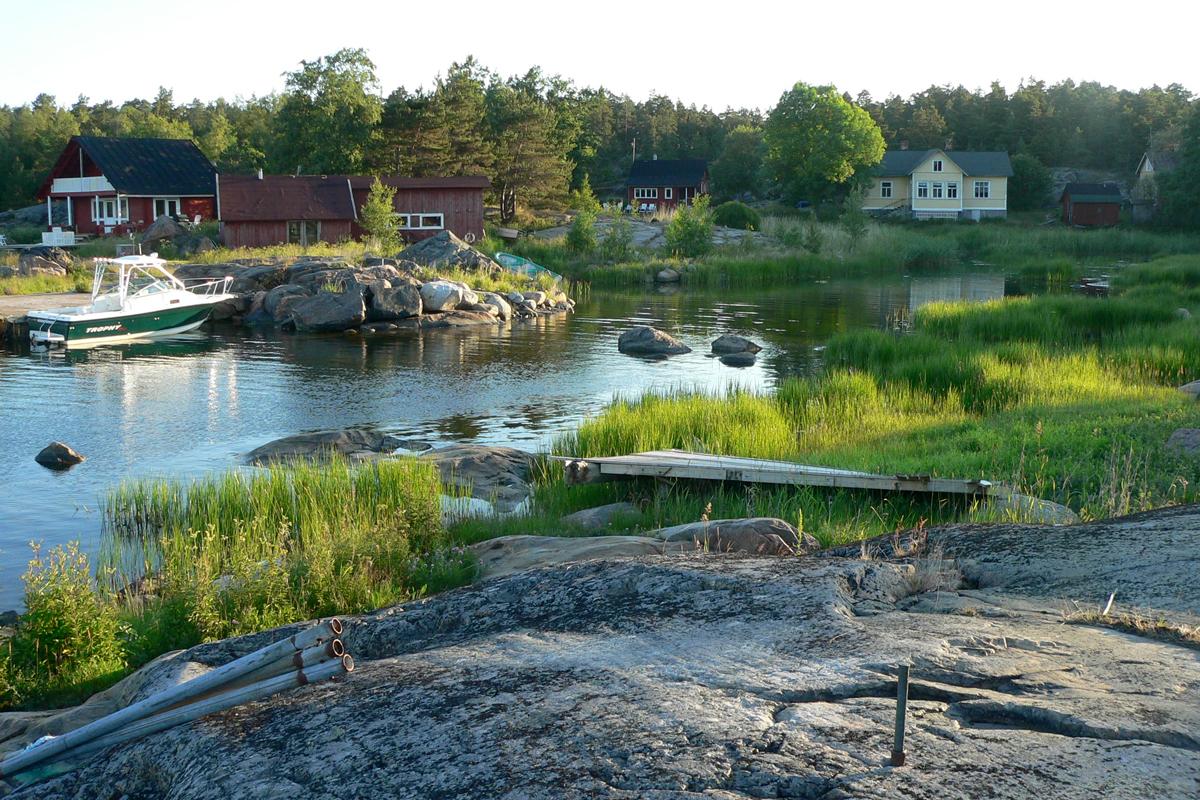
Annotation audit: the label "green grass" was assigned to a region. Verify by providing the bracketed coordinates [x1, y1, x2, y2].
[0, 272, 91, 295]
[1, 459, 475, 710]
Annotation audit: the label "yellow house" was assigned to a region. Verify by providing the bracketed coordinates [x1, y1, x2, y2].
[862, 149, 1012, 220]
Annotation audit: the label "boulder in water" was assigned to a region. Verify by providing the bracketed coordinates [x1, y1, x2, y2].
[617, 325, 691, 357]
[289, 288, 366, 332]
[35, 441, 85, 470]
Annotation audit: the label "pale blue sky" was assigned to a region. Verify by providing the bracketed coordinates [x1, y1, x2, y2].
[2, 0, 1195, 109]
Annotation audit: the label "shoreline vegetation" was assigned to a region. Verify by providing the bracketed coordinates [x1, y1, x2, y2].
[5, 227, 1200, 712]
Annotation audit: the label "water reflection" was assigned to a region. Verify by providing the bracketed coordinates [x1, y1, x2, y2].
[0, 271, 1010, 606]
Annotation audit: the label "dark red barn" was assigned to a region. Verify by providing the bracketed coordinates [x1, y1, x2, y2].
[218, 174, 489, 248]
[37, 136, 217, 236]
[625, 158, 709, 212]
[1061, 182, 1122, 227]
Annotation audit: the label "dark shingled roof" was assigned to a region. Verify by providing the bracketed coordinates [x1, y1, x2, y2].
[626, 158, 708, 187]
[69, 136, 216, 196]
[347, 176, 490, 191]
[1062, 182, 1123, 203]
[874, 150, 1013, 177]
[219, 175, 357, 222]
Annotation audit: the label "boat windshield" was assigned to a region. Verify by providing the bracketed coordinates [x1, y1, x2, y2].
[90, 254, 184, 305]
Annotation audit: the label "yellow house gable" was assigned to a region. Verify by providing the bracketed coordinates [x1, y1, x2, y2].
[862, 149, 1010, 216]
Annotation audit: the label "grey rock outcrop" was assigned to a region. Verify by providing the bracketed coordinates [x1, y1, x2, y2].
[289, 288, 366, 332]
[651, 516, 819, 556]
[18, 246, 72, 277]
[9, 506, 1200, 799]
[140, 215, 185, 244]
[34, 441, 85, 470]
[1166, 427, 1200, 457]
[419, 280, 464, 313]
[420, 445, 535, 512]
[654, 267, 681, 283]
[368, 283, 422, 321]
[617, 325, 691, 357]
[469, 534, 679, 579]
[1178, 379, 1200, 399]
[245, 429, 402, 466]
[263, 284, 310, 319]
[397, 230, 500, 272]
[561, 501, 640, 530]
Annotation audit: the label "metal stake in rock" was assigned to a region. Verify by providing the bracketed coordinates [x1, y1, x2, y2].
[890, 664, 910, 767]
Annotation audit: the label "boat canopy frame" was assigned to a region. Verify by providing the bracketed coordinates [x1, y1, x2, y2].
[90, 253, 232, 305]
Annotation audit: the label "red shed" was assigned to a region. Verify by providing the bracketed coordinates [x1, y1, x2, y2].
[1061, 182, 1122, 227]
[37, 136, 217, 236]
[218, 174, 489, 248]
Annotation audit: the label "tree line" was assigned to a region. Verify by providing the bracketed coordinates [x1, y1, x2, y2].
[0, 49, 1195, 222]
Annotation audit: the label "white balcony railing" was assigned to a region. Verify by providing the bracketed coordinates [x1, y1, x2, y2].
[50, 176, 115, 195]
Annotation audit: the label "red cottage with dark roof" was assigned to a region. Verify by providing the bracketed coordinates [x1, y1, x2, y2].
[37, 136, 217, 236]
[218, 174, 489, 248]
[625, 158, 708, 211]
[1060, 182, 1122, 227]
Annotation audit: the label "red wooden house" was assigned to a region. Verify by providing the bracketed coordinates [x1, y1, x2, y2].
[218, 174, 489, 248]
[37, 136, 217, 236]
[625, 158, 709, 211]
[1060, 182, 1122, 227]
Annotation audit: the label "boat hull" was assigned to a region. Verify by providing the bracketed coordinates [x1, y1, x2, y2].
[28, 304, 218, 349]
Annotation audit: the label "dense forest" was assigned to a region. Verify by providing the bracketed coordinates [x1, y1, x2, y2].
[0, 49, 1195, 219]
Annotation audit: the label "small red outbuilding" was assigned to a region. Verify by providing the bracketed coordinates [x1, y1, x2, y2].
[1061, 182, 1122, 227]
[218, 174, 489, 249]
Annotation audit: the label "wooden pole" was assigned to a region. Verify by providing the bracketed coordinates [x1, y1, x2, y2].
[0, 619, 341, 778]
[890, 664, 910, 767]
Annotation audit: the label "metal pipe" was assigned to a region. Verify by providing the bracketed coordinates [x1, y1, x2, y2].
[890, 664, 909, 767]
[0, 619, 341, 778]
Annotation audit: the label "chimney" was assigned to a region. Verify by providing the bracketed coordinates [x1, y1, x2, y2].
[899, 141, 909, 151]
[257, 168, 263, 180]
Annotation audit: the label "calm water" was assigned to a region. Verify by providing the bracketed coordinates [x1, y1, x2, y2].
[0, 272, 1007, 607]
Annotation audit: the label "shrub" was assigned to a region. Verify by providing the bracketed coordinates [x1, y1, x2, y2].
[665, 195, 715, 258]
[568, 174, 602, 214]
[801, 218, 824, 255]
[599, 213, 635, 262]
[360, 177, 401, 253]
[565, 209, 597, 255]
[712, 201, 761, 231]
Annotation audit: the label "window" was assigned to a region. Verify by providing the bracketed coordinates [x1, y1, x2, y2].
[932, 159, 943, 172]
[880, 181, 893, 199]
[947, 182, 959, 199]
[634, 188, 658, 199]
[916, 181, 929, 199]
[974, 181, 991, 199]
[932, 182, 944, 199]
[287, 220, 321, 246]
[394, 213, 444, 230]
[153, 198, 181, 218]
[664, 188, 673, 200]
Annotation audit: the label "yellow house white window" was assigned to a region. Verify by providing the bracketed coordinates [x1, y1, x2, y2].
[932, 182, 944, 199]
[880, 181, 893, 199]
[933, 159, 943, 172]
[974, 181, 991, 199]
[947, 182, 959, 199]
[916, 182, 929, 199]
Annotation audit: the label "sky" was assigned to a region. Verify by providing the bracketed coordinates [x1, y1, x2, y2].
[1, 0, 1196, 110]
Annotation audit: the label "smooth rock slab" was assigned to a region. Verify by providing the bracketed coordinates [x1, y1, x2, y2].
[421, 445, 535, 512]
[561, 501, 640, 530]
[469, 534, 679, 579]
[34, 441, 85, 470]
[651, 517, 819, 555]
[617, 325, 691, 357]
[245, 429, 402, 466]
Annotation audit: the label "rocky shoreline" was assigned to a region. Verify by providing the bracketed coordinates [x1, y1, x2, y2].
[3, 504, 1198, 798]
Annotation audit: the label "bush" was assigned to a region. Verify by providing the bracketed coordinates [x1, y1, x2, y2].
[568, 174, 602, 214]
[665, 195, 715, 258]
[712, 201, 761, 231]
[360, 177, 401, 253]
[599, 213, 635, 262]
[1, 542, 125, 708]
[565, 209, 597, 255]
[801, 218, 824, 255]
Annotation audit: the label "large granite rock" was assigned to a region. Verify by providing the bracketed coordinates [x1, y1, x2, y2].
[263, 284, 310, 319]
[469, 534, 679, 579]
[140, 214, 185, 244]
[561, 501, 640, 530]
[368, 282, 422, 321]
[419, 280, 464, 313]
[8, 506, 1200, 799]
[34, 441, 85, 471]
[420, 310, 498, 328]
[711, 333, 762, 354]
[651, 516, 818, 556]
[617, 325, 692, 357]
[478, 292, 511, 321]
[397, 230, 500, 272]
[245, 429, 402, 465]
[289, 288, 366, 333]
[18, 246, 72, 277]
[420, 445, 535, 512]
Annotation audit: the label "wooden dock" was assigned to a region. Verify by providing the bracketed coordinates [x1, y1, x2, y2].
[0, 293, 90, 345]
[557, 449, 995, 497]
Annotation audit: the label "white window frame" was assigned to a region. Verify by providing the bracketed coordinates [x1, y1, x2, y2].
[393, 212, 444, 231]
[664, 188, 673, 200]
[92, 196, 128, 224]
[974, 181, 991, 199]
[916, 181, 929, 199]
[932, 182, 944, 199]
[633, 188, 658, 200]
[947, 182, 959, 199]
[932, 159, 943, 172]
[153, 197, 181, 218]
[880, 181, 892, 199]
[287, 220, 321, 246]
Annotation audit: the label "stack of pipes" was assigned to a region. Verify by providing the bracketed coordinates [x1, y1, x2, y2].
[0, 617, 353, 785]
